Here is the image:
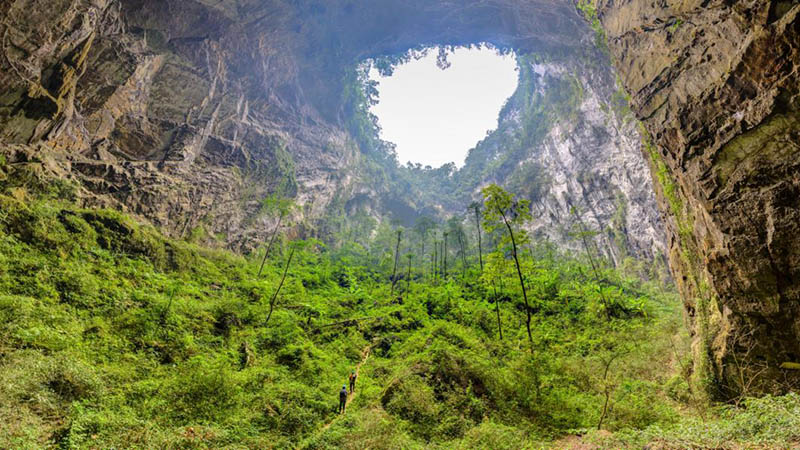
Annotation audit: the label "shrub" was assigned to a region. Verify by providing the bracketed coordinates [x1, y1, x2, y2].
[456, 419, 532, 449]
[384, 375, 440, 434]
[166, 356, 242, 423]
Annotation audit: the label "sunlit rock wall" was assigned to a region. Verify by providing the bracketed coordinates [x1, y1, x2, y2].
[460, 55, 665, 263]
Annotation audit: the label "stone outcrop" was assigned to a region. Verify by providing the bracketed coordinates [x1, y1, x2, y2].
[597, 0, 800, 396]
[2, 0, 650, 254]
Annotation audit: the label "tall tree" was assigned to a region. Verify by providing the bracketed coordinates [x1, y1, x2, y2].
[482, 252, 507, 340]
[257, 196, 293, 277]
[470, 202, 484, 272]
[493, 285, 503, 339]
[405, 253, 413, 298]
[447, 216, 468, 282]
[443, 231, 449, 281]
[570, 206, 611, 320]
[413, 216, 436, 281]
[433, 241, 438, 281]
[265, 245, 295, 325]
[390, 229, 403, 296]
[458, 231, 467, 281]
[482, 184, 534, 348]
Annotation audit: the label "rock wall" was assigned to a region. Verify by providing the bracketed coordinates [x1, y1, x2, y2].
[597, 0, 800, 396]
[0, 0, 361, 251]
[0, 0, 618, 251]
[459, 55, 665, 263]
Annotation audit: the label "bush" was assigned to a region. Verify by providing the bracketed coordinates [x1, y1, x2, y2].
[456, 420, 532, 449]
[166, 356, 243, 423]
[0, 191, 691, 448]
[81, 210, 168, 268]
[597, 393, 800, 448]
[384, 375, 440, 436]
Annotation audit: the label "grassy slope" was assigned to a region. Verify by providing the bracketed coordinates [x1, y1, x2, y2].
[1, 167, 798, 449]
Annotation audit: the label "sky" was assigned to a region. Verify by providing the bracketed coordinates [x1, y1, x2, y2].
[368, 47, 519, 168]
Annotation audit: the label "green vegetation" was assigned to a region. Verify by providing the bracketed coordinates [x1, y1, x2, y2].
[669, 19, 683, 34]
[576, 0, 610, 56]
[641, 130, 688, 237]
[585, 393, 800, 448]
[1, 164, 796, 448]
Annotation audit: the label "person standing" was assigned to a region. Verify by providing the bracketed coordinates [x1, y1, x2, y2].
[349, 370, 357, 393]
[338, 385, 348, 414]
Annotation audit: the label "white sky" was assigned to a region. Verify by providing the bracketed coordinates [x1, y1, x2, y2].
[368, 47, 519, 168]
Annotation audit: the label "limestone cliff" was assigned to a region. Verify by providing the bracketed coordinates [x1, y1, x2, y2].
[1, 0, 361, 251]
[596, 0, 800, 397]
[457, 55, 664, 263]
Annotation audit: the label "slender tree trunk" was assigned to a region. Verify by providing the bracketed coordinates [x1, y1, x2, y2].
[421, 232, 426, 283]
[439, 241, 443, 280]
[597, 355, 619, 430]
[474, 206, 483, 272]
[433, 242, 438, 282]
[406, 256, 412, 298]
[439, 241, 444, 280]
[493, 284, 503, 340]
[572, 209, 610, 320]
[258, 210, 285, 277]
[429, 241, 436, 282]
[443, 232, 448, 281]
[390, 230, 402, 296]
[458, 232, 467, 282]
[498, 207, 533, 349]
[265, 246, 295, 325]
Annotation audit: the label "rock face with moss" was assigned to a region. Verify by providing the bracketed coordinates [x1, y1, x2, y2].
[0, 0, 361, 251]
[0, 0, 590, 248]
[595, 0, 800, 396]
[2, 0, 798, 396]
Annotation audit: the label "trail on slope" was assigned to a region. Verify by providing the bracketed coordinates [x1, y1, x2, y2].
[295, 343, 373, 449]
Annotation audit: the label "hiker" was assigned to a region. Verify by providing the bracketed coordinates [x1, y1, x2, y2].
[338, 385, 348, 414]
[349, 370, 357, 393]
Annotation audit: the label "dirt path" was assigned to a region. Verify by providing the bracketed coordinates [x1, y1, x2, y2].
[295, 344, 372, 448]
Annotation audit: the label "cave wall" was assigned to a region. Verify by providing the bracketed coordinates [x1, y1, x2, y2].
[0, 0, 361, 251]
[0, 0, 591, 251]
[597, 0, 800, 396]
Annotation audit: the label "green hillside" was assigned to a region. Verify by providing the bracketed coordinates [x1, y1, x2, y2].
[1, 163, 799, 449]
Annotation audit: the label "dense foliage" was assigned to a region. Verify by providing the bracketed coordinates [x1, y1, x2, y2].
[1, 161, 797, 449]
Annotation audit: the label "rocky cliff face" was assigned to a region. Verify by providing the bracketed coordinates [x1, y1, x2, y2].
[458, 55, 664, 263]
[0, 0, 361, 251]
[2, 0, 796, 396]
[596, 0, 800, 396]
[3, 0, 647, 254]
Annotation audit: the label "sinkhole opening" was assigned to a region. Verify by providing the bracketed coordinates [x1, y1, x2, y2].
[366, 45, 519, 169]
